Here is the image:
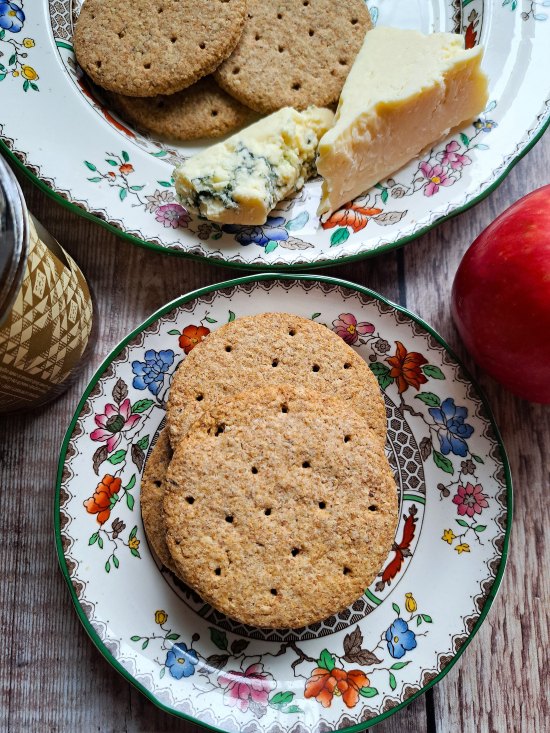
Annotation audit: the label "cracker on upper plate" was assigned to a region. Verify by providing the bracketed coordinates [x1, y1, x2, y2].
[167, 312, 387, 448]
[164, 385, 397, 628]
[74, 0, 248, 97]
[140, 428, 178, 574]
[108, 77, 252, 140]
[214, 0, 372, 113]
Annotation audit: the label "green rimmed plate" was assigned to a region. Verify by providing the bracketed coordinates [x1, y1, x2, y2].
[56, 274, 511, 732]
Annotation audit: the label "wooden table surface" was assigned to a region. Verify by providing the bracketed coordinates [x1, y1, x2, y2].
[1, 136, 549, 733]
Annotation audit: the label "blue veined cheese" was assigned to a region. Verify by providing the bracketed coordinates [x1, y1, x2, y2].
[317, 27, 489, 216]
[173, 106, 334, 225]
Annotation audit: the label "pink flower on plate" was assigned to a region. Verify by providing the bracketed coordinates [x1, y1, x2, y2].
[452, 482, 489, 518]
[90, 399, 141, 453]
[218, 663, 276, 713]
[155, 203, 191, 229]
[332, 313, 375, 345]
[419, 163, 455, 197]
[437, 141, 472, 171]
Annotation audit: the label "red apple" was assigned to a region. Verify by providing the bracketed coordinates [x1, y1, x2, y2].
[451, 184, 550, 403]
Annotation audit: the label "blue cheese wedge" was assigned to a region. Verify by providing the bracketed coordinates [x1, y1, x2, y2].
[317, 27, 489, 215]
[173, 106, 334, 225]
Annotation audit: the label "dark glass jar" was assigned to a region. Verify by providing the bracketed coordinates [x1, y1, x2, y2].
[0, 156, 96, 413]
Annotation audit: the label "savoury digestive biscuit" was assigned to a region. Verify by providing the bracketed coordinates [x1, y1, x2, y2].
[166, 312, 387, 448]
[214, 0, 372, 114]
[108, 77, 252, 140]
[163, 385, 398, 628]
[140, 428, 179, 574]
[74, 0, 248, 97]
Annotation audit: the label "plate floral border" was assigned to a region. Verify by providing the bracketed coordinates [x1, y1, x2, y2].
[55, 275, 512, 733]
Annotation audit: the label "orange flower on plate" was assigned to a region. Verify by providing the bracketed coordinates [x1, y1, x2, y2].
[322, 204, 382, 233]
[455, 543, 471, 554]
[304, 667, 369, 708]
[83, 474, 122, 525]
[179, 324, 210, 354]
[155, 610, 168, 625]
[21, 65, 38, 81]
[119, 163, 134, 176]
[386, 341, 428, 393]
[442, 528, 456, 544]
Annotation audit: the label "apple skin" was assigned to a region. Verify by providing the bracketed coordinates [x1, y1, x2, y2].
[451, 184, 550, 403]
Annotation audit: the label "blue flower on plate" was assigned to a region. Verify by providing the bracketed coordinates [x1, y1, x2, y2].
[131, 349, 174, 396]
[428, 397, 474, 457]
[386, 618, 417, 659]
[473, 118, 498, 133]
[165, 642, 199, 679]
[222, 216, 289, 247]
[0, 1, 25, 32]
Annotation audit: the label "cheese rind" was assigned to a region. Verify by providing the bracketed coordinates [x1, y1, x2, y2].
[317, 27, 489, 216]
[173, 107, 334, 225]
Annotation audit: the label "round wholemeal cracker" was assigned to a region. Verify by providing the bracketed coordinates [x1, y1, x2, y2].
[140, 429, 178, 574]
[214, 0, 372, 113]
[163, 385, 398, 628]
[74, 0, 248, 97]
[108, 78, 252, 140]
[167, 312, 387, 448]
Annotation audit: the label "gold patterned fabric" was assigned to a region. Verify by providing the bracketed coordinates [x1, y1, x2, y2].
[0, 215, 93, 411]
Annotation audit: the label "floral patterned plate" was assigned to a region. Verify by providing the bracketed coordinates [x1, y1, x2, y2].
[56, 274, 511, 732]
[0, 2, 549, 268]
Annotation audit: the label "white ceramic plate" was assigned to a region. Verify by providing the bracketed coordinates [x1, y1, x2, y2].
[56, 275, 511, 732]
[0, 0, 549, 268]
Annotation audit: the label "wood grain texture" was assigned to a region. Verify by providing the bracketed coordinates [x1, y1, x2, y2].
[0, 131, 548, 732]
